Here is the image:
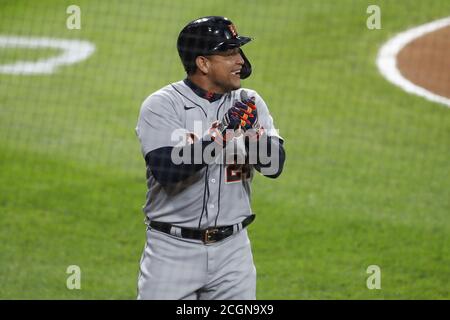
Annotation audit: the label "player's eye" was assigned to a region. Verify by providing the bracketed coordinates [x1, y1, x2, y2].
[225, 48, 239, 56]
[231, 48, 240, 55]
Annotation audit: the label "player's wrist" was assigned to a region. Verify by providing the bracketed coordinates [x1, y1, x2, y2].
[206, 121, 227, 146]
[208, 120, 241, 146]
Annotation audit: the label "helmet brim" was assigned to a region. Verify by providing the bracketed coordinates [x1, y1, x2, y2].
[209, 36, 252, 53]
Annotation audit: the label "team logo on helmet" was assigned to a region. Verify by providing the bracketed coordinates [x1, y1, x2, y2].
[228, 24, 238, 38]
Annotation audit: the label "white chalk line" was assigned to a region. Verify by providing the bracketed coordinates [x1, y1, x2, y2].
[376, 17, 450, 107]
[0, 35, 95, 75]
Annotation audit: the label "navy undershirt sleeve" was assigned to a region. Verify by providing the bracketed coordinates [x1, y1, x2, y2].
[251, 136, 286, 179]
[145, 140, 214, 187]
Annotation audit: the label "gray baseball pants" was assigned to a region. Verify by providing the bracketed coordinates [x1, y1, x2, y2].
[137, 227, 256, 300]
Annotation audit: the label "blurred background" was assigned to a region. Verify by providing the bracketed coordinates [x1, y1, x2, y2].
[0, 0, 448, 299]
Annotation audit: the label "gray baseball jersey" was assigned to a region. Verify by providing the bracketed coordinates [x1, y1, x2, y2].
[136, 80, 282, 229]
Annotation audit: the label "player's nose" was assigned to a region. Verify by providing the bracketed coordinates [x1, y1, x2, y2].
[236, 52, 245, 66]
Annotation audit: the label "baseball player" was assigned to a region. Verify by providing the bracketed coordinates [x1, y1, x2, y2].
[135, 16, 285, 300]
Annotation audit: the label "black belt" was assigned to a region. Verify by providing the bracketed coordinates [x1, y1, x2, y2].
[149, 214, 255, 244]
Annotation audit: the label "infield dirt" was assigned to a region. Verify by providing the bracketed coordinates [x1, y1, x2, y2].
[397, 25, 450, 99]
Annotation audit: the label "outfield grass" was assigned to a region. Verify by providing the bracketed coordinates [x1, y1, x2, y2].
[0, 0, 449, 299]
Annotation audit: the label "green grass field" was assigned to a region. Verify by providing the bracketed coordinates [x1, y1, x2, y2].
[0, 0, 449, 299]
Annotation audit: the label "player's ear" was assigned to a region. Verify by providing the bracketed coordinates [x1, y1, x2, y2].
[195, 56, 210, 74]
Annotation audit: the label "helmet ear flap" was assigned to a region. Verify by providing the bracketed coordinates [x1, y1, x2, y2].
[239, 49, 252, 79]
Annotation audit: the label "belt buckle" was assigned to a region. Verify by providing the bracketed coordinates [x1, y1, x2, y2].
[204, 228, 219, 244]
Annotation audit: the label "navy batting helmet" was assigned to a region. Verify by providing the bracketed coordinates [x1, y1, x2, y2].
[177, 16, 253, 79]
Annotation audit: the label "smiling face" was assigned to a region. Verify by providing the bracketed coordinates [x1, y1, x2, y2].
[196, 48, 245, 93]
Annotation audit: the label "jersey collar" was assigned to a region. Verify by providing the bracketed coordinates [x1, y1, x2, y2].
[183, 78, 223, 103]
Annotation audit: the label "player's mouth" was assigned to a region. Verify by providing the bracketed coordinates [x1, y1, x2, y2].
[231, 69, 241, 77]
